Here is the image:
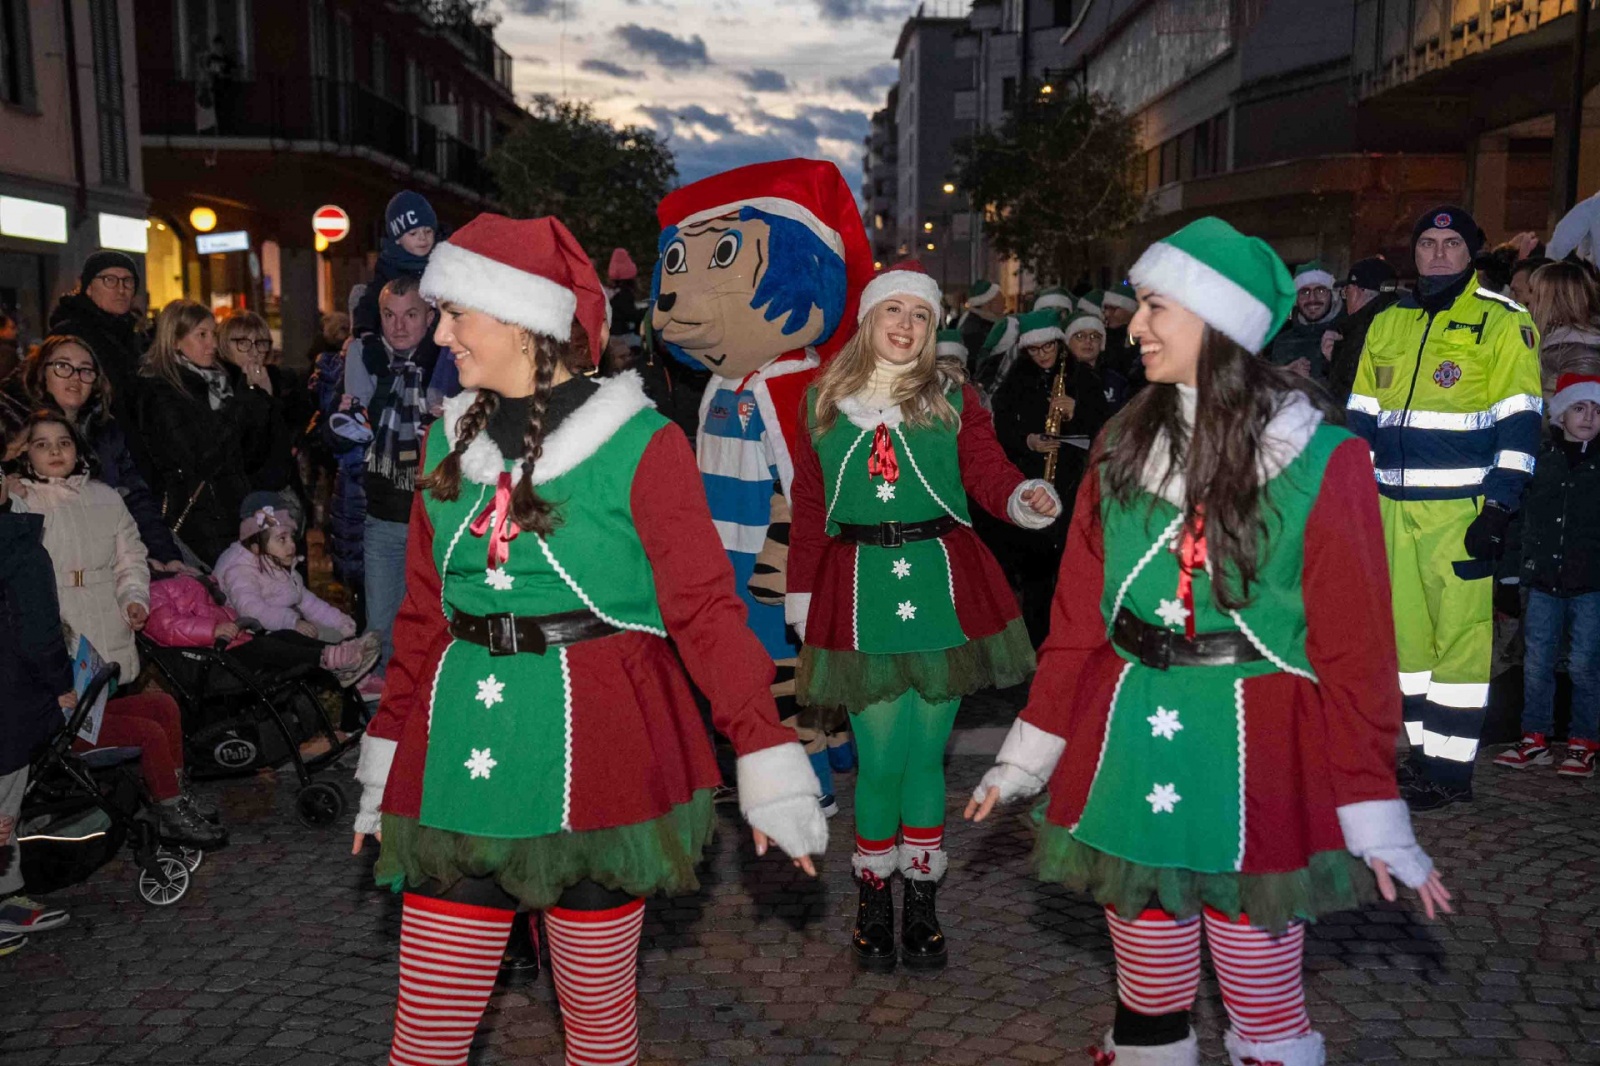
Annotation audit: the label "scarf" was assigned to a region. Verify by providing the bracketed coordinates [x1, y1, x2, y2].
[180, 357, 233, 410]
[379, 237, 430, 276]
[368, 347, 426, 490]
[1417, 269, 1472, 314]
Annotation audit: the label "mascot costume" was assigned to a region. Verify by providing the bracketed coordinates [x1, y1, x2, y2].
[652, 159, 875, 808]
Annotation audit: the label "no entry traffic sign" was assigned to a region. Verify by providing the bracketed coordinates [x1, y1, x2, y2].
[313, 204, 350, 242]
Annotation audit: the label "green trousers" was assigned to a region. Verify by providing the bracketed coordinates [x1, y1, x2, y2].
[849, 689, 960, 842]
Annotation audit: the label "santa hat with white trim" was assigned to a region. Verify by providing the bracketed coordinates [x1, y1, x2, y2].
[981, 314, 1018, 356]
[655, 157, 874, 359]
[1551, 373, 1600, 421]
[1292, 260, 1336, 292]
[1032, 286, 1075, 313]
[935, 328, 968, 363]
[1128, 216, 1296, 354]
[1076, 289, 1104, 314]
[965, 278, 1001, 310]
[1063, 308, 1106, 340]
[857, 259, 943, 323]
[1102, 283, 1138, 314]
[1015, 308, 1067, 349]
[421, 213, 607, 365]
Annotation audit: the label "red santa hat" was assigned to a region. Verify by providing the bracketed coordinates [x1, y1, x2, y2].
[655, 157, 874, 359]
[1551, 373, 1600, 421]
[420, 213, 606, 365]
[857, 260, 943, 323]
[607, 247, 638, 282]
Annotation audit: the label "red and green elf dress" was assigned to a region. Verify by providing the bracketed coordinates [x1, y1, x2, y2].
[353, 373, 808, 907]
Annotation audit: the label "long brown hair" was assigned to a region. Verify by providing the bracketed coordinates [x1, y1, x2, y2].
[812, 304, 962, 437]
[419, 321, 591, 536]
[1528, 261, 1599, 336]
[141, 300, 216, 392]
[1097, 329, 1337, 610]
[21, 334, 114, 424]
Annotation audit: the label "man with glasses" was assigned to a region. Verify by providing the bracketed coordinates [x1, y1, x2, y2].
[1263, 260, 1342, 380]
[48, 250, 148, 438]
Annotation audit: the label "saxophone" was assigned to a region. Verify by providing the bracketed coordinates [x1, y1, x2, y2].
[1041, 356, 1069, 482]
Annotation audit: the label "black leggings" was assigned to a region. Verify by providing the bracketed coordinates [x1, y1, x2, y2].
[229, 630, 328, 674]
[415, 875, 637, 913]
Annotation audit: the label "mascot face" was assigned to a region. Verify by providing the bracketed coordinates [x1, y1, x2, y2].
[653, 206, 847, 380]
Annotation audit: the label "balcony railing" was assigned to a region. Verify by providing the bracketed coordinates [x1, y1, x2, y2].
[1353, 0, 1585, 100]
[141, 75, 497, 199]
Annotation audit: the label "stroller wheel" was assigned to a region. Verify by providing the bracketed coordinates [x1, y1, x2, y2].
[137, 854, 191, 906]
[296, 782, 345, 828]
[159, 846, 204, 872]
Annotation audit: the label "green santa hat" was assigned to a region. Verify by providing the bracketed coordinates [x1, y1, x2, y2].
[1101, 283, 1138, 315]
[1063, 309, 1106, 340]
[1076, 288, 1104, 314]
[1291, 260, 1336, 292]
[1015, 308, 1067, 349]
[980, 314, 1019, 356]
[1128, 216, 1296, 354]
[935, 328, 968, 363]
[1031, 286, 1075, 314]
[964, 278, 1001, 310]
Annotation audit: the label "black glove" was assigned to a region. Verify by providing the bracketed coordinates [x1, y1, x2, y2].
[1463, 502, 1512, 561]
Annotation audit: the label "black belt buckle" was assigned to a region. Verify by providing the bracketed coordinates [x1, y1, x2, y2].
[1139, 626, 1173, 671]
[485, 612, 519, 657]
[880, 520, 903, 548]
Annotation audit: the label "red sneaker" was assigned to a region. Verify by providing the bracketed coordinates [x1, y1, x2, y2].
[1493, 732, 1553, 770]
[1557, 739, 1598, 778]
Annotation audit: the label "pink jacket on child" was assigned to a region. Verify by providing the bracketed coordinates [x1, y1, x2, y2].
[144, 575, 252, 650]
[213, 542, 356, 637]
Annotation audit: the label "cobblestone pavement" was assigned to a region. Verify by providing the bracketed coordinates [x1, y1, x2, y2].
[2, 706, 1598, 1065]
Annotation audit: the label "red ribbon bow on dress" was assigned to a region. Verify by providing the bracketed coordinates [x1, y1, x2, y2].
[868, 423, 900, 483]
[469, 471, 521, 569]
[1175, 511, 1207, 641]
[1083, 1045, 1116, 1065]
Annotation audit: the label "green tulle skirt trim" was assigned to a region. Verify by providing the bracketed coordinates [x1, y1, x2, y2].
[1033, 819, 1373, 934]
[797, 619, 1036, 717]
[374, 790, 716, 910]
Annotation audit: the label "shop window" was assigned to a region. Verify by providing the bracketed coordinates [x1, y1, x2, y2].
[1001, 76, 1016, 111]
[89, 0, 129, 186]
[176, 0, 255, 81]
[145, 218, 187, 312]
[0, 0, 36, 109]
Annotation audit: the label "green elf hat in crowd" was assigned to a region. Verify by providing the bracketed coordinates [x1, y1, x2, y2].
[1015, 308, 1068, 349]
[935, 328, 968, 363]
[1291, 260, 1336, 292]
[981, 313, 1019, 355]
[1076, 288, 1105, 314]
[965, 279, 1001, 309]
[1128, 216, 1296, 354]
[1031, 286, 1075, 314]
[1063, 308, 1107, 340]
[1101, 283, 1138, 314]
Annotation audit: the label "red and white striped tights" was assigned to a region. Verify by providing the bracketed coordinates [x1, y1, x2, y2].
[1105, 905, 1312, 1044]
[388, 892, 645, 1066]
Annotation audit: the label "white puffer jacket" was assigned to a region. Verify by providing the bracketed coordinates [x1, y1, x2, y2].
[17, 475, 149, 679]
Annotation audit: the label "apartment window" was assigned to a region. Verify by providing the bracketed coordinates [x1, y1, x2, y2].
[0, 0, 36, 109]
[88, 0, 129, 185]
[1001, 76, 1016, 111]
[1053, 0, 1083, 26]
[176, 0, 254, 80]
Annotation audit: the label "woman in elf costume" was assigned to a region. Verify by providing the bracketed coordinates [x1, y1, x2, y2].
[968, 218, 1452, 1066]
[350, 213, 828, 1066]
[787, 261, 1060, 971]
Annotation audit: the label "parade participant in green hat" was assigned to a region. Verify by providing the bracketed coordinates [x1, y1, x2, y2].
[969, 217, 1451, 1066]
[957, 278, 1004, 367]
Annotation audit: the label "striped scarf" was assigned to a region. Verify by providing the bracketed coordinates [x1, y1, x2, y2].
[368, 353, 425, 491]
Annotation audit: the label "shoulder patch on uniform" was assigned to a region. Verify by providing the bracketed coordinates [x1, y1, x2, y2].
[1521, 324, 1536, 349]
[1474, 287, 1528, 313]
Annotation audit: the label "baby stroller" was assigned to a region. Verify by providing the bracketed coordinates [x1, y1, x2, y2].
[135, 633, 365, 828]
[18, 665, 201, 906]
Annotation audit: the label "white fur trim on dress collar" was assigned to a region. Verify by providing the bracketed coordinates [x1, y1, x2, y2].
[834, 366, 962, 430]
[1137, 388, 1323, 506]
[420, 241, 578, 340]
[443, 371, 654, 487]
[1129, 241, 1274, 354]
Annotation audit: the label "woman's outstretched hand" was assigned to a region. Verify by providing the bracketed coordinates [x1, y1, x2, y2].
[351, 830, 381, 856]
[963, 785, 1000, 823]
[1372, 858, 1453, 920]
[751, 828, 817, 877]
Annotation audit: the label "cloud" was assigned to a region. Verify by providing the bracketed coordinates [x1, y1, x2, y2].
[797, 105, 869, 142]
[519, 54, 550, 66]
[639, 103, 865, 194]
[829, 63, 898, 104]
[639, 103, 737, 136]
[734, 68, 789, 92]
[580, 58, 644, 79]
[613, 24, 711, 69]
[814, 0, 914, 21]
[505, 0, 577, 16]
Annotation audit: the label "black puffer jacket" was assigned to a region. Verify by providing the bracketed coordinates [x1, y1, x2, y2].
[0, 511, 75, 775]
[1516, 434, 1600, 595]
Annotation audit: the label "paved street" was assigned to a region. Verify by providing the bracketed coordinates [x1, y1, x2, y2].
[2, 701, 1598, 1066]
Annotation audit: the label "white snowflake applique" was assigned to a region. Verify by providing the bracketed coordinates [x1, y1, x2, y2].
[896, 600, 917, 622]
[1145, 783, 1182, 814]
[891, 558, 912, 579]
[1147, 707, 1183, 740]
[464, 748, 498, 780]
[1155, 598, 1191, 630]
[475, 675, 505, 709]
[485, 567, 515, 591]
[876, 482, 897, 503]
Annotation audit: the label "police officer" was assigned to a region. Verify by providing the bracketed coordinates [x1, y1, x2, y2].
[1347, 205, 1543, 810]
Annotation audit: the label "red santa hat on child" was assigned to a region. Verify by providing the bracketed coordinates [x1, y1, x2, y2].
[1551, 373, 1600, 421]
[857, 260, 943, 323]
[607, 247, 638, 282]
[420, 213, 607, 366]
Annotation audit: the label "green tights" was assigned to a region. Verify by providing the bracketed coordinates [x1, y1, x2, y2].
[849, 689, 961, 843]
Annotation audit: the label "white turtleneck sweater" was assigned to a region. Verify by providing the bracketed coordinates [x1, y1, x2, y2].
[859, 357, 919, 409]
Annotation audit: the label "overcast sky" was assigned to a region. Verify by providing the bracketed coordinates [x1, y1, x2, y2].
[492, 0, 938, 197]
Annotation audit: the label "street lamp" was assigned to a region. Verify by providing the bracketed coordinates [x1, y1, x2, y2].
[923, 221, 934, 232]
[189, 206, 217, 233]
[942, 182, 956, 194]
[926, 242, 936, 251]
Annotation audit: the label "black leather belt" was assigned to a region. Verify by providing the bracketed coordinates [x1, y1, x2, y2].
[450, 609, 620, 657]
[1112, 607, 1265, 671]
[835, 515, 957, 549]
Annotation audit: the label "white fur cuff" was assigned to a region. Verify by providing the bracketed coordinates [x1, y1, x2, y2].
[1007, 479, 1061, 529]
[1337, 799, 1433, 888]
[853, 848, 899, 880]
[354, 733, 397, 836]
[998, 718, 1067, 781]
[746, 794, 829, 859]
[1224, 1029, 1325, 1066]
[785, 592, 812, 641]
[1103, 1029, 1200, 1066]
[736, 742, 821, 812]
[898, 841, 948, 882]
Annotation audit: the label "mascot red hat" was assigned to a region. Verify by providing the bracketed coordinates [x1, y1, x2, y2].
[655, 158, 874, 361]
[420, 213, 607, 366]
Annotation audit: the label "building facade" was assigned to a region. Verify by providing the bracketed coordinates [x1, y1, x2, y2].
[0, 0, 146, 350]
[893, 9, 972, 299]
[861, 87, 899, 270]
[135, 0, 520, 363]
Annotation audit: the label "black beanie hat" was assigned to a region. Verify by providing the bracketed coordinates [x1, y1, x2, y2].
[79, 250, 141, 292]
[1345, 257, 1398, 292]
[1411, 205, 1484, 258]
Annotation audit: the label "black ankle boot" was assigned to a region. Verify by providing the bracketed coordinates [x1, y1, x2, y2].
[852, 874, 896, 971]
[900, 877, 946, 970]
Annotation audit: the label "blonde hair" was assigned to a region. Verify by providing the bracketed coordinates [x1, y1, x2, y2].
[811, 304, 964, 437]
[1528, 261, 1599, 336]
[141, 300, 216, 392]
